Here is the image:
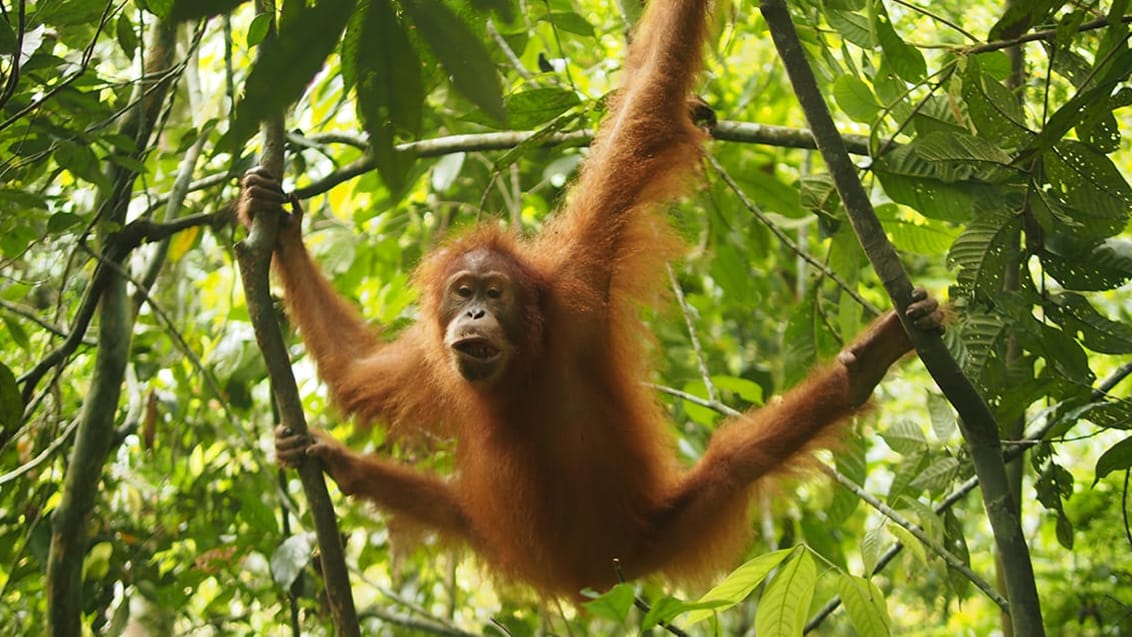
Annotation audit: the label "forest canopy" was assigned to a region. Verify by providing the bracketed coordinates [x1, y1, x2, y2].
[1, 0, 1131, 634]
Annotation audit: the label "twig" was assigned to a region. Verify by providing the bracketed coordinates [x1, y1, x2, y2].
[819, 465, 1008, 611]
[704, 152, 881, 316]
[667, 265, 716, 403]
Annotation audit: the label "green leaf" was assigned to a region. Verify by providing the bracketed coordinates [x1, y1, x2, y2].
[0, 16, 16, 55]
[873, 4, 925, 82]
[988, 0, 1057, 40]
[348, 0, 422, 195]
[710, 375, 764, 405]
[882, 419, 927, 455]
[505, 87, 581, 129]
[947, 211, 1020, 299]
[909, 456, 960, 493]
[927, 392, 957, 440]
[875, 145, 1002, 222]
[1095, 435, 1132, 481]
[682, 548, 794, 625]
[1028, 48, 1132, 153]
[168, 0, 247, 22]
[861, 526, 887, 574]
[246, 13, 272, 47]
[47, 212, 82, 234]
[225, 0, 356, 152]
[641, 595, 689, 632]
[55, 140, 110, 192]
[1042, 237, 1132, 291]
[402, 0, 506, 124]
[1039, 140, 1132, 240]
[754, 549, 817, 637]
[1, 316, 30, 352]
[543, 11, 595, 37]
[839, 574, 892, 637]
[116, 14, 138, 60]
[82, 541, 114, 581]
[962, 56, 1033, 149]
[1046, 292, 1132, 354]
[581, 583, 635, 623]
[827, 10, 873, 48]
[0, 361, 22, 430]
[833, 75, 880, 123]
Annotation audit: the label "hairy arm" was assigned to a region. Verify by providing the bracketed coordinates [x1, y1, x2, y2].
[238, 168, 428, 426]
[637, 292, 943, 575]
[538, 0, 713, 294]
[277, 427, 470, 538]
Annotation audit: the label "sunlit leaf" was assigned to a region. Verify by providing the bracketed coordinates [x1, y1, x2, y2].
[581, 583, 635, 623]
[754, 549, 817, 637]
[682, 548, 794, 625]
[839, 574, 891, 637]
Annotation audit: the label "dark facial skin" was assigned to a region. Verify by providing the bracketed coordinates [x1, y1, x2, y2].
[440, 249, 524, 386]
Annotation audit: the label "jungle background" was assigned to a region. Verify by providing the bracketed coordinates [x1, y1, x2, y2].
[1, 0, 1131, 634]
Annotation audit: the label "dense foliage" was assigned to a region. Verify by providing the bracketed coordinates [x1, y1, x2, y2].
[1, 0, 1130, 634]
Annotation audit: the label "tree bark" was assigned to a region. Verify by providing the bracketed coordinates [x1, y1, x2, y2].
[46, 20, 178, 637]
[234, 2, 359, 634]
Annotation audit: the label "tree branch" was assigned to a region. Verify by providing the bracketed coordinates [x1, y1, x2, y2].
[758, 1, 1045, 634]
[233, 2, 359, 634]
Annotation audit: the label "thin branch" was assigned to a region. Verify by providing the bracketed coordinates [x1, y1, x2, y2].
[18, 211, 227, 404]
[820, 464, 1008, 610]
[704, 152, 881, 316]
[0, 299, 92, 343]
[0, 418, 79, 486]
[964, 13, 1132, 55]
[667, 265, 717, 404]
[235, 2, 359, 632]
[0, 0, 26, 111]
[488, 19, 533, 81]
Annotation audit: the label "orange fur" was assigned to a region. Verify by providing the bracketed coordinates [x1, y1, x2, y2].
[261, 0, 927, 598]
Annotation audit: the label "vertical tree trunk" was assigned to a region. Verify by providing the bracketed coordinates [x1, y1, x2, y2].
[46, 21, 177, 637]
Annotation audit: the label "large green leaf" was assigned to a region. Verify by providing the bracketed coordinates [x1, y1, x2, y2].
[1028, 48, 1132, 153]
[1096, 436, 1132, 482]
[947, 211, 1020, 299]
[962, 55, 1033, 149]
[504, 87, 581, 130]
[754, 549, 817, 637]
[1045, 292, 1132, 354]
[839, 574, 891, 637]
[225, 0, 356, 152]
[875, 144, 1004, 222]
[346, 0, 422, 195]
[402, 0, 506, 124]
[682, 548, 794, 625]
[1037, 140, 1132, 240]
[1042, 237, 1132, 291]
[827, 10, 873, 48]
[872, 3, 925, 82]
